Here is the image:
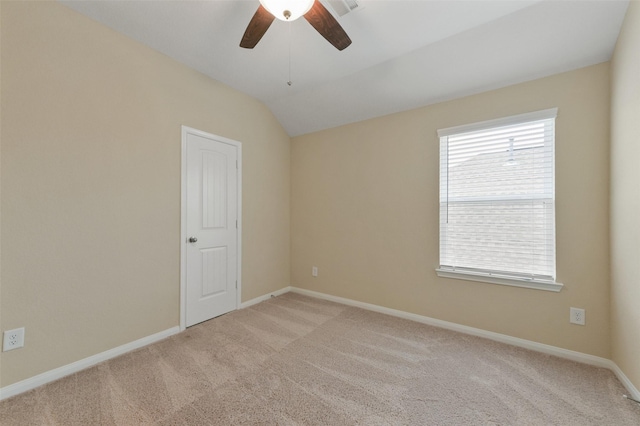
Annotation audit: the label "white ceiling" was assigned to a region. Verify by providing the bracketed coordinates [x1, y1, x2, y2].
[59, 0, 629, 136]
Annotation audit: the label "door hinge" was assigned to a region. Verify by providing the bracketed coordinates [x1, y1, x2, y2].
[236, 219, 238, 229]
[236, 160, 238, 169]
[235, 281, 238, 289]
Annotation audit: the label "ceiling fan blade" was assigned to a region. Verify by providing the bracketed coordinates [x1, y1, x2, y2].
[304, 0, 352, 51]
[240, 5, 275, 49]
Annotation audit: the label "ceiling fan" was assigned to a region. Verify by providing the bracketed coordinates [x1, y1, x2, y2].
[240, 0, 352, 51]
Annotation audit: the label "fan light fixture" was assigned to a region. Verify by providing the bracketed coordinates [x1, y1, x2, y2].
[259, 0, 314, 21]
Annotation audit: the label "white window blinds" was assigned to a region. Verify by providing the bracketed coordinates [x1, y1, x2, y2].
[438, 109, 557, 284]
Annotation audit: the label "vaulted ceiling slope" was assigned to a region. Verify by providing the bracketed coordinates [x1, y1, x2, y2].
[59, 0, 629, 137]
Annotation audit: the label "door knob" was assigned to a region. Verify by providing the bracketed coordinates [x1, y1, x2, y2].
[188, 236, 198, 243]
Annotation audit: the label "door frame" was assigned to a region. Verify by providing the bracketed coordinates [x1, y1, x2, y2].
[180, 126, 242, 331]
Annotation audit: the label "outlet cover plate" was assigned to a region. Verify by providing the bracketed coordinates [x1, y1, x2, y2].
[3, 327, 25, 351]
[570, 307, 585, 325]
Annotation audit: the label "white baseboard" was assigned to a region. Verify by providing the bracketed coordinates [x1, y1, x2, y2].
[3, 287, 639, 404]
[239, 286, 292, 309]
[289, 286, 640, 400]
[609, 360, 640, 401]
[0, 326, 180, 401]
[0, 284, 293, 401]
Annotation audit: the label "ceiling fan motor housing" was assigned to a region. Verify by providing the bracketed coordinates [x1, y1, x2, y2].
[259, 0, 314, 22]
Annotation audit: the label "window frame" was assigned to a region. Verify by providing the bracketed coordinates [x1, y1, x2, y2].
[436, 108, 563, 292]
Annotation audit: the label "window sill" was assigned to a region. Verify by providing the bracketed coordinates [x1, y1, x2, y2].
[435, 268, 563, 292]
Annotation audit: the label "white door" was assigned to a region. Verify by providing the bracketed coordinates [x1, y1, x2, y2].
[184, 129, 240, 327]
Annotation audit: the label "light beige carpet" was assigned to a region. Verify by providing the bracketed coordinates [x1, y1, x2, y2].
[1, 292, 639, 425]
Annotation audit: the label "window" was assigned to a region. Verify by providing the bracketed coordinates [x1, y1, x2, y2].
[436, 108, 562, 292]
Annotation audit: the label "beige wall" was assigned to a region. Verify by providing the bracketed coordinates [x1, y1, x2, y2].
[0, 1, 290, 386]
[611, 1, 640, 392]
[292, 63, 611, 358]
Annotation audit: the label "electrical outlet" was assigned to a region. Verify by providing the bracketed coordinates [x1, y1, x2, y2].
[312, 266, 318, 277]
[570, 308, 585, 325]
[3, 327, 25, 351]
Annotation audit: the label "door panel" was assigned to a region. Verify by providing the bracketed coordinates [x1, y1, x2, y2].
[202, 151, 228, 229]
[201, 247, 227, 297]
[186, 132, 238, 327]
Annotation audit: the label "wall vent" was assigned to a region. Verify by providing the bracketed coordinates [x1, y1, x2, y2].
[327, 0, 361, 17]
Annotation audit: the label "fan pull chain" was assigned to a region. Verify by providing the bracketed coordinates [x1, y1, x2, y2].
[287, 22, 292, 86]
